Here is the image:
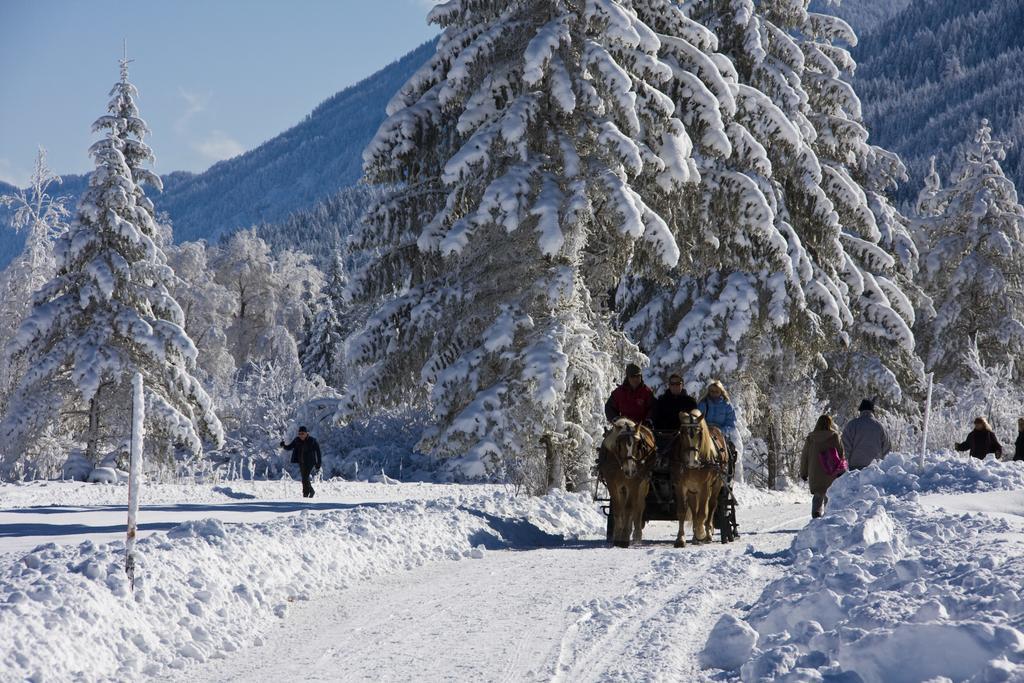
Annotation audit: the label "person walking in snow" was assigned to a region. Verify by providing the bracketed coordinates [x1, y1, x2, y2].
[955, 417, 1003, 460]
[800, 415, 845, 519]
[651, 373, 698, 431]
[604, 363, 655, 425]
[280, 426, 322, 498]
[841, 399, 891, 470]
[1015, 418, 1024, 462]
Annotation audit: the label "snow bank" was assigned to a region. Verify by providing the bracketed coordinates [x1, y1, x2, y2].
[0, 490, 603, 682]
[705, 451, 1024, 682]
[0, 478, 502, 509]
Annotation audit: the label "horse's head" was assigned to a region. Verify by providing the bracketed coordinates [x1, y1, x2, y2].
[606, 418, 651, 479]
[676, 409, 711, 469]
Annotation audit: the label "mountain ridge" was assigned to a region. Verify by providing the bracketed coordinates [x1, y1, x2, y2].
[0, 39, 436, 266]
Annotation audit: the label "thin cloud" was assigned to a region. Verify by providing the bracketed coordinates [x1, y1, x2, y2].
[194, 131, 245, 162]
[175, 87, 210, 135]
[0, 158, 28, 188]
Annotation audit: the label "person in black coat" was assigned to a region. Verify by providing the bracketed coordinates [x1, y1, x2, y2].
[955, 417, 1003, 460]
[651, 374, 698, 431]
[280, 426, 323, 498]
[1015, 418, 1024, 461]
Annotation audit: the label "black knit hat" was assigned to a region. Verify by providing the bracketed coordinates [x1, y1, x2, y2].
[298, 426, 309, 433]
[625, 363, 642, 377]
[858, 399, 874, 412]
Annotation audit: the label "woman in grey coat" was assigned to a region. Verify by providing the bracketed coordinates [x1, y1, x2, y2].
[800, 415, 845, 519]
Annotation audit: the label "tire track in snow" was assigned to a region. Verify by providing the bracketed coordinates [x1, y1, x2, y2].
[176, 507, 808, 682]
[550, 512, 806, 682]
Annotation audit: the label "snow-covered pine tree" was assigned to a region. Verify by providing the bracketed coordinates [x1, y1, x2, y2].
[791, 1, 926, 410]
[682, 0, 925, 416]
[301, 252, 348, 387]
[612, 0, 836, 477]
[0, 149, 69, 419]
[915, 122, 1024, 387]
[0, 59, 224, 476]
[617, 0, 816, 401]
[347, 0, 697, 488]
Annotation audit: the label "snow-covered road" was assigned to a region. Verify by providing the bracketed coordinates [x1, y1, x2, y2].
[177, 503, 808, 683]
[9, 454, 1024, 682]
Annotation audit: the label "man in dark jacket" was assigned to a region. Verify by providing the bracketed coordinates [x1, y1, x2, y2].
[1016, 418, 1024, 461]
[955, 417, 1003, 460]
[280, 426, 322, 498]
[651, 373, 698, 430]
[604, 363, 654, 425]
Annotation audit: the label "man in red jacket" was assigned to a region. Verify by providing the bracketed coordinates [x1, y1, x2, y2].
[604, 363, 655, 425]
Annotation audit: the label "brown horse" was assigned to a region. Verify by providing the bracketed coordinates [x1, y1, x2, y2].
[670, 409, 728, 547]
[599, 418, 657, 548]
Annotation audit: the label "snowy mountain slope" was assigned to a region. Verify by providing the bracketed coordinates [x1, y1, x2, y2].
[154, 39, 435, 244]
[0, 180, 19, 266]
[255, 183, 383, 269]
[853, 0, 1024, 200]
[0, 40, 435, 268]
[809, 0, 912, 34]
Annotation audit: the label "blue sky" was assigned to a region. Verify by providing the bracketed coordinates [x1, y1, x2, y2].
[0, 0, 440, 186]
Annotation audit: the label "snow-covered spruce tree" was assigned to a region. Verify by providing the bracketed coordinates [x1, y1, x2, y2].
[915, 123, 1024, 387]
[0, 59, 223, 476]
[617, 0, 817, 402]
[616, 0, 846, 481]
[347, 0, 696, 489]
[681, 0, 924, 414]
[301, 252, 348, 387]
[787, 1, 926, 411]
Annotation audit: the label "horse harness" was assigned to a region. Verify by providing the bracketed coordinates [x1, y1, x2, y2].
[676, 417, 728, 472]
[606, 423, 656, 472]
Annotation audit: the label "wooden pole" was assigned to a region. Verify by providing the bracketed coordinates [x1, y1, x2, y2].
[125, 373, 144, 589]
[919, 373, 933, 473]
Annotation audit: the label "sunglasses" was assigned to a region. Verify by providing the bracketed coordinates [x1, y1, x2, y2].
[669, 381, 682, 386]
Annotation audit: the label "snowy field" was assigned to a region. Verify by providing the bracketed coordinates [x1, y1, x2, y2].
[3, 453, 1024, 682]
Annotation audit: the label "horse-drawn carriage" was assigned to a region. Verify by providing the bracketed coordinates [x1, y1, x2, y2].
[594, 412, 739, 547]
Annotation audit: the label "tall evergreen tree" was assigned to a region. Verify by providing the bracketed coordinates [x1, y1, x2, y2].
[618, 0, 821, 402]
[915, 123, 1024, 386]
[346, 0, 697, 487]
[301, 252, 348, 387]
[0, 58, 223, 475]
[683, 0, 924, 412]
[792, 1, 926, 408]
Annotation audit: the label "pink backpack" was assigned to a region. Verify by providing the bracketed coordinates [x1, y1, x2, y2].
[818, 446, 848, 477]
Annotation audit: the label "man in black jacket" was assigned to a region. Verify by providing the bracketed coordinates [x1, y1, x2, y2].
[651, 374, 698, 431]
[280, 426, 323, 498]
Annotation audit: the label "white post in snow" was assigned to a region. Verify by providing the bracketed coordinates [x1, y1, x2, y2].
[919, 373, 933, 473]
[125, 372, 144, 589]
